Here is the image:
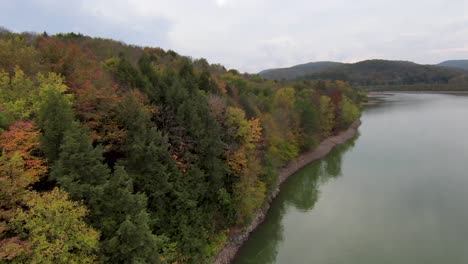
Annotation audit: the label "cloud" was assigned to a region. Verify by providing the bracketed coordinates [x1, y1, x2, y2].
[430, 47, 468, 54]
[214, 0, 229, 7]
[1, 0, 468, 72]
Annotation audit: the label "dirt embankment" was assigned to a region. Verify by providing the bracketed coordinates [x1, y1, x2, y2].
[214, 120, 362, 264]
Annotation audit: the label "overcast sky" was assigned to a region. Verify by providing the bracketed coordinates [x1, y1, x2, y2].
[2, 0, 468, 72]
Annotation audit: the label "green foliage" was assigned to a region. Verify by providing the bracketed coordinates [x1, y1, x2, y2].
[319, 96, 335, 137]
[0, 37, 40, 75]
[340, 96, 360, 127]
[51, 122, 160, 263]
[106, 56, 148, 90]
[36, 73, 74, 162]
[0, 29, 363, 263]
[50, 122, 109, 200]
[259, 61, 343, 80]
[10, 188, 99, 264]
[225, 107, 264, 224]
[261, 59, 466, 87]
[295, 89, 319, 150]
[98, 166, 160, 264]
[0, 68, 36, 121]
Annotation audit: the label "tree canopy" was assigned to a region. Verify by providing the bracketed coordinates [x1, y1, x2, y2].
[0, 30, 362, 263]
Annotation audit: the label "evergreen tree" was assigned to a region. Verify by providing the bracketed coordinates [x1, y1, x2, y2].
[36, 73, 74, 162]
[98, 166, 160, 264]
[51, 122, 160, 263]
[50, 122, 108, 203]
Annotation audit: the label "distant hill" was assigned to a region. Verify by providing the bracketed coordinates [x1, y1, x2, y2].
[258, 61, 342, 80]
[437, 60, 468, 70]
[260, 59, 467, 86]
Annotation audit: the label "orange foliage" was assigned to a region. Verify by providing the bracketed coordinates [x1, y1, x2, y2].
[0, 236, 31, 261]
[0, 121, 45, 260]
[213, 77, 228, 94]
[248, 118, 262, 145]
[0, 121, 47, 180]
[37, 36, 130, 154]
[227, 146, 248, 176]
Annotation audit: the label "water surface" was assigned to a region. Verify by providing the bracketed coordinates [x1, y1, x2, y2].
[234, 93, 468, 264]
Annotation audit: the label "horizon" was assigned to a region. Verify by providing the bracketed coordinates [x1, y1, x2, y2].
[2, 0, 468, 72]
[3, 26, 466, 74]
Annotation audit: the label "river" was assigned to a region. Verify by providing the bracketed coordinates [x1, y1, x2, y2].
[233, 93, 468, 264]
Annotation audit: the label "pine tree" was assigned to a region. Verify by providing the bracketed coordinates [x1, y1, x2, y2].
[50, 122, 108, 202]
[98, 166, 160, 263]
[52, 122, 160, 263]
[36, 73, 74, 162]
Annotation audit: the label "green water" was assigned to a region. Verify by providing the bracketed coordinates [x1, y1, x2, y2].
[233, 93, 468, 264]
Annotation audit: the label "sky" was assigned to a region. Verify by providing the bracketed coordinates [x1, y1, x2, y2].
[1, 0, 468, 72]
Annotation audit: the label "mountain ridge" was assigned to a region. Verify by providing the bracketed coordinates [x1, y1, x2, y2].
[259, 59, 468, 86]
[437, 60, 468, 70]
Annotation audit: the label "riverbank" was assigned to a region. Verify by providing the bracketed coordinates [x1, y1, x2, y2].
[214, 120, 362, 264]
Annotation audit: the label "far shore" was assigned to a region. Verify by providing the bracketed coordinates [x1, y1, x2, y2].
[368, 90, 468, 95]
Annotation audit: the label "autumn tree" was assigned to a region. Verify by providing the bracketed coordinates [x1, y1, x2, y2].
[0, 122, 47, 261]
[319, 95, 335, 137]
[10, 188, 99, 263]
[0, 68, 36, 122]
[340, 96, 360, 128]
[0, 30, 364, 263]
[225, 107, 265, 224]
[0, 37, 40, 76]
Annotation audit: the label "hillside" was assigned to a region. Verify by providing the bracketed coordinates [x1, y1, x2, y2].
[260, 59, 467, 88]
[0, 29, 362, 263]
[438, 60, 468, 70]
[259, 61, 342, 80]
[302, 60, 466, 86]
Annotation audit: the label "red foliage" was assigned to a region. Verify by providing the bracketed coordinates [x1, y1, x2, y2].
[0, 121, 47, 179]
[37, 36, 127, 154]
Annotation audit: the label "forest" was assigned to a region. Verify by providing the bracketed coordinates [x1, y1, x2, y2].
[0, 29, 362, 263]
[261, 59, 468, 91]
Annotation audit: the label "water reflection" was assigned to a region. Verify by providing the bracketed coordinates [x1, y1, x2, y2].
[236, 93, 468, 264]
[234, 136, 358, 264]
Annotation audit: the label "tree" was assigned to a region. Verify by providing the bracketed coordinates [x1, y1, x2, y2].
[36, 73, 74, 162]
[0, 122, 47, 186]
[0, 67, 36, 121]
[225, 107, 265, 224]
[51, 122, 160, 263]
[50, 122, 108, 201]
[10, 188, 99, 263]
[319, 95, 335, 137]
[98, 166, 160, 263]
[0, 122, 47, 261]
[295, 89, 319, 150]
[340, 96, 360, 127]
[0, 154, 32, 261]
[0, 37, 39, 76]
[117, 92, 174, 223]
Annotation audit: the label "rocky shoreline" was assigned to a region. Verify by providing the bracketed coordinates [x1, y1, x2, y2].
[214, 120, 362, 264]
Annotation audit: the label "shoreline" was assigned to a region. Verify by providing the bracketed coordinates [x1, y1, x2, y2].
[367, 90, 468, 95]
[214, 120, 362, 264]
